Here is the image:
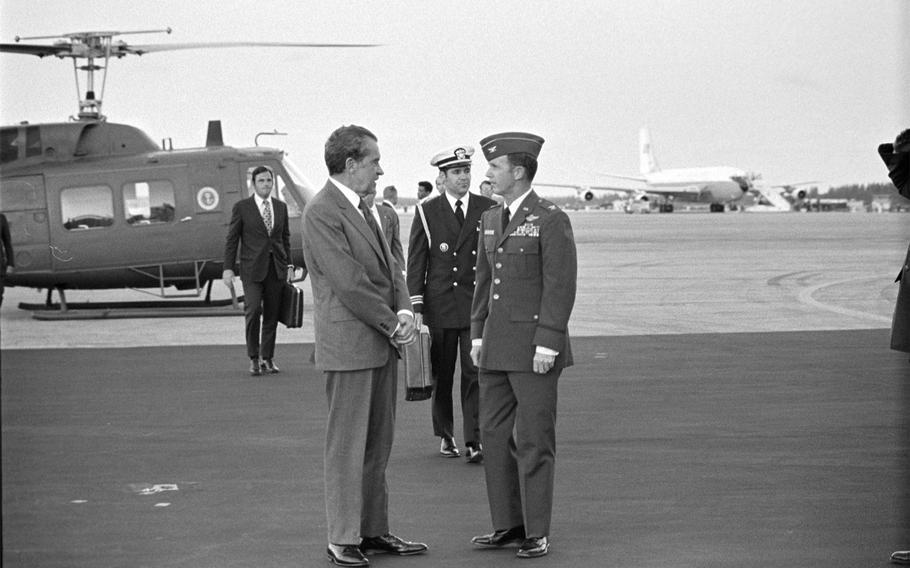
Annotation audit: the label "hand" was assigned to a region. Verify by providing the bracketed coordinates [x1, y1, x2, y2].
[394, 313, 417, 345]
[532, 352, 556, 375]
[222, 269, 235, 289]
[470, 344, 482, 367]
[413, 313, 423, 329]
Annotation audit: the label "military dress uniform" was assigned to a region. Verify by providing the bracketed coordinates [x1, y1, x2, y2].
[470, 132, 577, 557]
[407, 145, 496, 458]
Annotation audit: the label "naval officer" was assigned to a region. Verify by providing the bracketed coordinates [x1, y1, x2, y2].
[407, 144, 496, 461]
[469, 132, 577, 559]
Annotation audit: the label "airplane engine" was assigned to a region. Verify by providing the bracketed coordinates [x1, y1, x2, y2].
[790, 188, 808, 200]
[583, 190, 594, 201]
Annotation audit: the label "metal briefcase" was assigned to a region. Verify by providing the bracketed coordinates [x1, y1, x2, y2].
[403, 326, 433, 401]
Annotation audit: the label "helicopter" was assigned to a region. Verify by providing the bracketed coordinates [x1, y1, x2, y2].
[0, 29, 375, 313]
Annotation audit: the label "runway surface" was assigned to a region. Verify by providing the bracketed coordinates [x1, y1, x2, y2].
[2, 211, 909, 567]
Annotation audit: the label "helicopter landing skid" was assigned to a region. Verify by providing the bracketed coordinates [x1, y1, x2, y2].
[26, 302, 243, 320]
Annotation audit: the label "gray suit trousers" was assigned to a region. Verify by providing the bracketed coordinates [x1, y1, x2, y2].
[324, 348, 398, 545]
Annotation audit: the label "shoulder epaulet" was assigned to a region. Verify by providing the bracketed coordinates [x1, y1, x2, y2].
[422, 193, 442, 205]
[536, 197, 558, 211]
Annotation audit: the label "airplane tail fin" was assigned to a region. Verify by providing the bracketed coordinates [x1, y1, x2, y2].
[639, 127, 660, 174]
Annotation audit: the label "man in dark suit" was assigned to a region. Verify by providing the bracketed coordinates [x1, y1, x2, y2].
[881, 129, 910, 567]
[407, 144, 495, 462]
[469, 132, 577, 559]
[222, 165, 291, 376]
[302, 125, 427, 567]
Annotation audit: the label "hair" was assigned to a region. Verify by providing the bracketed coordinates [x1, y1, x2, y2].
[324, 125, 378, 175]
[507, 152, 539, 182]
[895, 129, 910, 153]
[383, 185, 397, 199]
[417, 181, 432, 192]
[250, 165, 273, 182]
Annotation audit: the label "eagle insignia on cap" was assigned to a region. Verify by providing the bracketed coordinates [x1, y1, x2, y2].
[454, 148, 466, 160]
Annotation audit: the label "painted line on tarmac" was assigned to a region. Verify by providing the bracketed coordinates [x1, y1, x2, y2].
[797, 275, 893, 323]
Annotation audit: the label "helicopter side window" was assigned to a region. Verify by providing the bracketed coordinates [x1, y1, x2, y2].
[61, 185, 114, 231]
[0, 128, 18, 164]
[123, 180, 176, 225]
[25, 126, 42, 158]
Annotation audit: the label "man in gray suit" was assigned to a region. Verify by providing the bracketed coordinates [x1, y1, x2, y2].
[302, 125, 427, 567]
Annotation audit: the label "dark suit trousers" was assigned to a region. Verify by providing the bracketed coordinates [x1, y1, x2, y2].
[242, 261, 283, 359]
[478, 368, 560, 538]
[324, 347, 398, 545]
[429, 326, 480, 445]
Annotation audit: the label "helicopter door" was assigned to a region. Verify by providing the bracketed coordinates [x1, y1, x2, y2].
[0, 175, 52, 274]
[47, 167, 188, 274]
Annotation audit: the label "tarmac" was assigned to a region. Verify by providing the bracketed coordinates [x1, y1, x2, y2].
[2, 211, 909, 567]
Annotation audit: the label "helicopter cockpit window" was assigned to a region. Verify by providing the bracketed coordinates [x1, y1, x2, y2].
[280, 183, 302, 218]
[61, 185, 114, 230]
[123, 180, 176, 225]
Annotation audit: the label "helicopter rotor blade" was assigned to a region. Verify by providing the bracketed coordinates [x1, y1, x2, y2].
[0, 43, 71, 57]
[123, 41, 381, 55]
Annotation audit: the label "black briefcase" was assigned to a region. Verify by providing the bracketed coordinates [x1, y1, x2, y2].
[278, 283, 304, 328]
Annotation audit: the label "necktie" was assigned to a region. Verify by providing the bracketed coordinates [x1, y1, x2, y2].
[262, 199, 273, 233]
[502, 206, 511, 233]
[455, 199, 465, 226]
[359, 199, 384, 243]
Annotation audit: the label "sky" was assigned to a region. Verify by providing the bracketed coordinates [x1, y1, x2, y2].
[1, 0, 907, 198]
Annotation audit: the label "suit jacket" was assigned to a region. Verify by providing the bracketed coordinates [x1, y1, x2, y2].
[377, 202, 405, 272]
[223, 196, 290, 282]
[407, 193, 496, 329]
[470, 190, 577, 372]
[892, 243, 910, 353]
[302, 181, 412, 371]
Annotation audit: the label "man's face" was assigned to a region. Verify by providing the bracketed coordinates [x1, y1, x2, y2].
[486, 156, 517, 198]
[443, 165, 471, 198]
[253, 171, 274, 199]
[417, 185, 430, 199]
[349, 138, 383, 196]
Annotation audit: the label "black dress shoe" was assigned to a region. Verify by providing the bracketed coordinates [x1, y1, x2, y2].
[360, 533, 427, 556]
[516, 536, 549, 558]
[261, 359, 280, 374]
[326, 543, 369, 566]
[471, 525, 526, 547]
[249, 359, 262, 376]
[439, 436, 460, 458]
[465, 444, 483, 464]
